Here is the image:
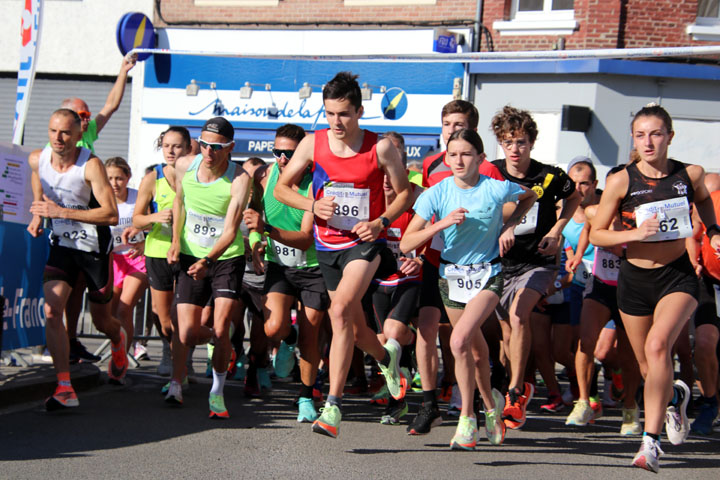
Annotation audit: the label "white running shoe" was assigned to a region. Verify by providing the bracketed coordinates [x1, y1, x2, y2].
[665, 379, 690, 445]
[632, 435, 664, 473]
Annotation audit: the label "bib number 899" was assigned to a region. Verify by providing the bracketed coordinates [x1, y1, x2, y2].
[193, 224, 217, 236]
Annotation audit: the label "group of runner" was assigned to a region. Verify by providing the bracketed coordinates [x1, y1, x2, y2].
[27, 71, 720, 473]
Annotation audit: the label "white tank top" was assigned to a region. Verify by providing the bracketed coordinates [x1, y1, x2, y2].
[110, 188, 144, 254]
[38, 147, 102, 253]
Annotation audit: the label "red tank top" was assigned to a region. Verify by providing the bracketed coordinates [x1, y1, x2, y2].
[421, 151, 505, 266]
[701, 190, 720, 282]
[312, 129, 386, 251]
[375, 206, 422, 286]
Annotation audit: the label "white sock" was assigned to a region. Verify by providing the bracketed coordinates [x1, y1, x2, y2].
[210, 369, 226, 396]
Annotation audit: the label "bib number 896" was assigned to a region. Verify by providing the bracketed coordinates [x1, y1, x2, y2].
[334, 205, 359, 217]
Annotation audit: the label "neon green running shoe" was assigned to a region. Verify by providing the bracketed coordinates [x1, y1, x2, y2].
[209, 393, 229, 419]
[411, 371, 422, 392]
[312, 402, 341, 438]
[450, 415, 478, 451]
[377, 339, 407, 401]
[485, 388, 506, 445]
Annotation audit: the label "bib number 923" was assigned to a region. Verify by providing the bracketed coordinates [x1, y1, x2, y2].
[63, 230, 88, 240]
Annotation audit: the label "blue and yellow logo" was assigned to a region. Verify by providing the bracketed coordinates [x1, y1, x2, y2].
[381, 88, 408, 120]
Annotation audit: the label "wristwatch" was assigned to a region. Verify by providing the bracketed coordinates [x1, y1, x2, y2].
[554, 280, 563, 290]
[263, 224, 275, 236]
[203, 256, 214, 267]
[379, 216, 391, 229]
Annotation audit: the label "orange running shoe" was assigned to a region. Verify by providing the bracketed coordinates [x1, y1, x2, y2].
[45, 385, 79, 411]
[108, 327, 129, 385]
[502, 382, 534, 430]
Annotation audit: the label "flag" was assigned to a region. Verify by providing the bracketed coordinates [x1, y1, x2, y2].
[12, 0, 44, 146]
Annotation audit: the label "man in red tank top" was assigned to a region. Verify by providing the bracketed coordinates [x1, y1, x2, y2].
[275, 72, 413, 438]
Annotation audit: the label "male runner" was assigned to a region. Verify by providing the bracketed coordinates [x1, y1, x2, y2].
[275, 72, 412, 437]
[166, 117, 251, 417]
[491, 105, 581, 429]
[27, 108, 128, 410]
[243, 124, 330, 422]
[408, 100, 504, 435]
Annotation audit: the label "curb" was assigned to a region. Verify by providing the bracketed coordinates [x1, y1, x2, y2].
[0, 362, 101, 409]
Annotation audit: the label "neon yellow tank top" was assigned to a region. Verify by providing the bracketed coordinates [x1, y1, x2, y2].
[144, 164, 175, 258]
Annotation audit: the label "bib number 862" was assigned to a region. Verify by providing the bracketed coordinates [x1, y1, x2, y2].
[193, 224, 217, 236]
[334, 205, 359, 217]
[456, 278, 483, 290]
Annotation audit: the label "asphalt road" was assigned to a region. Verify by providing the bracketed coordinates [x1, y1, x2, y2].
[1, 343, 719, 480]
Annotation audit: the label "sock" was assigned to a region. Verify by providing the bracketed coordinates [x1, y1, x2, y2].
[299, 383, 313, 399]
[644, 432, 660, 442]
[285, 326, 298, 346]
[210, 369, 227, 396]
[379, 349, 391, 368]
[57, 371, 72, 388]
[327, 394, 342, 408]
[423, 389, 437, 406]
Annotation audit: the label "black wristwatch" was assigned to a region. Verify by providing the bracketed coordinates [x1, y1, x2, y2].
[379, 216, 390, 229]
[263, 224, 274, 236]
[707, 223, 720, 238]
[203, 256, 214, 267]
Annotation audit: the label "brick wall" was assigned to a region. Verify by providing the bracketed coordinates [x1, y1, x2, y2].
[622, 0, 700, 47]
[155, 0, 478, 27]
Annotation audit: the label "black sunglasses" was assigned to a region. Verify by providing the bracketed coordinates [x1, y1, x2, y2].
[272, 148, 295, 159]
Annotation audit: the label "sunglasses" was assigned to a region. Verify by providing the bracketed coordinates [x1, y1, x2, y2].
[77, 110, 91, 120]
[272, 148, 295, 159]
[198, 138, 234, 152]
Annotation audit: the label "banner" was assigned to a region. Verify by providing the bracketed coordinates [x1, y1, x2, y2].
[12, 0, 44, 145]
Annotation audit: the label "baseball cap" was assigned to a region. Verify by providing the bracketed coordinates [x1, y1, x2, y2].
[201, 117, 234, 141]
[567, 155, 592, 173]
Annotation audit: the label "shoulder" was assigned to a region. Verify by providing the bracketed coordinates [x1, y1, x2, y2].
[479, 160, 505, 181]
[375, 136, 398, 160]
[175, 154, 195, 173]
[28, 149, 43, 169]
[684, 163, 705, 185]
[604, 168, 630, 198]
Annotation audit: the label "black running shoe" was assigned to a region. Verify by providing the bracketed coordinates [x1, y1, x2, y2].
[406, 402, 442, 435]
[69, 338, 100, 363]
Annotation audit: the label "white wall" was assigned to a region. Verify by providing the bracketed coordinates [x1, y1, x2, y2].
[0, 0, 153, 75]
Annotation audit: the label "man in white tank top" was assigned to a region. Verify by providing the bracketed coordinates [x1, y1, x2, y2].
[27, 108, 129, 411]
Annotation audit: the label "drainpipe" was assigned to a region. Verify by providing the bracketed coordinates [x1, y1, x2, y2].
[468, 0, 484, 103]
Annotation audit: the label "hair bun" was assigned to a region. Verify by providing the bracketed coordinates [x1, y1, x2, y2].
[645, 102, 660, 108]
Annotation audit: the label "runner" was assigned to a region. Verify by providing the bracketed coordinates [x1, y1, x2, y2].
[401, 128, 537, 449]
[688, 172, 720, 435]
[244, 126, 330, 422]
[166, 117, 251, 417]
[106, 157, 147, 354]
[590, 103, 720, 472]
[133, 127, 191, 388]
[274, 72, 412, 438]
[491, 105, 581, 430]
[27, 108, 128, 410]
[409, 100, 505, 435]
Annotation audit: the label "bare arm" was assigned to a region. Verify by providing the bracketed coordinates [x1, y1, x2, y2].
[499, 188, 538, 257]
[538, 189, 582, 255]
[94, 55, 136, 133]
[167, 155, 192, 264]
[275, 135, 317, 213]
[689, 164, 720, 252]
[26, 150, 45, 237]
[133, 170, 170, 229]
[29, 156, 118, 225]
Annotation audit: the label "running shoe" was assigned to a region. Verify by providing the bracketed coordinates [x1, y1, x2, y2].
[602, 378, 618, 408]
[447, 384, 461, 418]
[665, 379, 690, 445]
[380, 400, 408, 425]
[691, 399, 718, 435]
[377, 338, 407, 401]
[632, 435, 664, 473]
[45, 385, 79, 411]
[133, 342, 149, 361]
[244, 374, 261, 398]
[621, 405, 643, 436]
[312, 403, 341, 438]
[589, 395, 603, 423]
[407, 402, 442, 435]
[370, 384, 389, 405]
[69, 338, 101, 364]
[297, 397, 318, 423]
[411, 371, 423, 392]
[258, 367, 272, 391]
[611, 369, 625, 402]
[273, 328, 297, 379]
[450, 415, 478, 451]
[438, 382, 453, 403]
[565, 399, 594, 426]
[205, 344, 214, 378]
[502, 382, 534, 430]
[161, 376, 189, 394]
[485, 388, 506, 446]
[540, 392, 565, 413]
[561, 386, 577, 406]
[209, 393, 229, 419]
[233, 354, 248, 381]
[157, 339, 172, 376]
[165, 381, 183, 405]
[227, 349, 237, 379]
[107, 327, 129, 385]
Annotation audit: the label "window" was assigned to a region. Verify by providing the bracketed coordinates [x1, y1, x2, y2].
[687, 0, 720, 41]
[493, 0, 577, 36]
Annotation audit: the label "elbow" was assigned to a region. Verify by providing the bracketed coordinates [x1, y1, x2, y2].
[108, 214, 119, 226]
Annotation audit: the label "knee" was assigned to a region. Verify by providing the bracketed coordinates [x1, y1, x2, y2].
[509, 313, 527, 330]
[644, 336, 669, 362]
[449, 333, 470, 357]
[44, 303, 64, 326]
[264, 315, 285, 341]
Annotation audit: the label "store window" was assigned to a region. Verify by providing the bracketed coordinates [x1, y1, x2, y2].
[493, 0, 577, 36]
[687, 0, 720, 40]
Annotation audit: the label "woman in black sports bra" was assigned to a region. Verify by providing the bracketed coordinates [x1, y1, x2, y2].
[590, 104, 720, 473]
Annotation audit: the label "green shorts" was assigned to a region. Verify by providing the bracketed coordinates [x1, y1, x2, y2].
[438, 272, 504, 310]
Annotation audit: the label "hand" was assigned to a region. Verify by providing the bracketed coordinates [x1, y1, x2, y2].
[121, 226, 142, 245]
[694, 262, 703, 278]
[439, 208, 468, 229]
[29, 194, 64, 219]
[351, 219, 383, 242]
[499, 228, 515, 257]
[635, 213, 660, 241]
[251, 241, 266, 275]
[127, 240, 145, 259]
[535, 296, 548, 313]
[537, 235, 560, 255]
[313, 196, 336, 221]
[398, 257, 421, 277]
[710, 232, 720, 257]
[167, 243, 180, 264]
[565, 252, 581, 274]
[187, 259, 208, 280]
[154, 208, 172, 224]
[27, 215, 43, 237]
[242, 208, 263, 231]
[122, 53, 137, 72]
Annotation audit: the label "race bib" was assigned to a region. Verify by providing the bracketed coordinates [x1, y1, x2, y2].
[325, 183, 370, 232]
[594, 248, 621, 284]
[714, 284, 720, 318]
[111, 224, 144, 252]
[387, 239, 415, 270]
[514, 202, 539, 236]
[574, 258, 593, 285]
[445, 263, 493, 304]
[52, 218, 99, 253]
[185, 208, 224, 248]
[270, 239, 306, 268]
[634, 197, 692, 242]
